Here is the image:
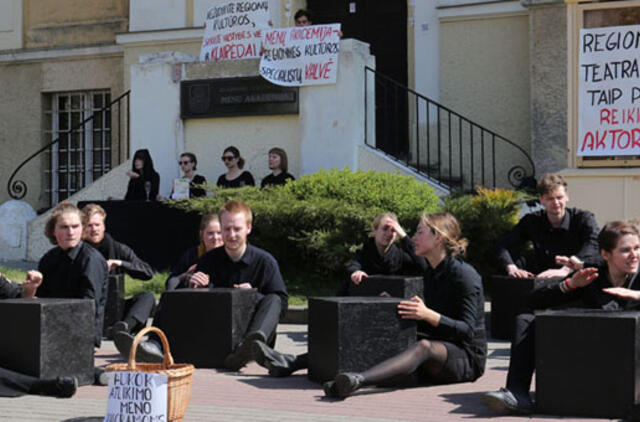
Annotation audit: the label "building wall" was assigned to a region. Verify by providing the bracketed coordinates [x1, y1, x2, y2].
[23, 0, 128, 48]
[439, 12, 531, 187]
[0, 53, 123, 210]
[0, 0, 23, 50]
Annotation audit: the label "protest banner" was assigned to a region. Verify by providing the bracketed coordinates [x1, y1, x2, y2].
[104, 371, 168, 422]
[200, 1, 269, 62]
[578, 24, 640, 156]
[259, 24, 341, 87]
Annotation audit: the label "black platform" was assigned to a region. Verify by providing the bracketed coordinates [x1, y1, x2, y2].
[77, 200, 201, 271]
[535, 309, 640, 419]
[348, 275, 423, 299]
[155, 288, 257, 368]
[490, 275, 559, 339]
[0, 298, 95, 385]
[103, 274, 125, 337]
[308, 296, 416, 383]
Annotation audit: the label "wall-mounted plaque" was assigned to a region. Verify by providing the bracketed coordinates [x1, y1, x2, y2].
[180, 76, 299, 118]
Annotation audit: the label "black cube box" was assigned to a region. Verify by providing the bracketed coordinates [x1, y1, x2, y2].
[103, 274, 126, 337]
[490, 275, 559, 340]
[308, 296, 416, 383]
[0, 298, 95, 385]
[157, 288, 257, 368]
[348, 275, 423, 299]
[535, 309, 640, 419]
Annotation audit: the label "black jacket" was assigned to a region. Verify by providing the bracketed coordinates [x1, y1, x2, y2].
[0, 274, 22, 299]
[88, 233, 154, 280]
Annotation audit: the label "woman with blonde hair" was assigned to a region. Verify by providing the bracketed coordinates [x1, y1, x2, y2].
[324, 212, 487, 398]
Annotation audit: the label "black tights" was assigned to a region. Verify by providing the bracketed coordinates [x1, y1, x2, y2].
[360, 339, 448, 387]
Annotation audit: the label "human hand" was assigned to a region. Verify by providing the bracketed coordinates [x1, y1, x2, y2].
[386, 219, 407, 239]
[397, 296, 430, 321]
[233, 283, 252, 289]
[602, 287, 640, 301]
[350, 270, 368, 285]
[126, 171, 139, 179]
[537, 267, 571, 278]
[567, 267, 598, 289]
[21, 270, 43, 298]
[189, 271, 210, 288]
[107, 259, 122, 271]
[507, 264, 533, 278]
[555, 255, 584, 271]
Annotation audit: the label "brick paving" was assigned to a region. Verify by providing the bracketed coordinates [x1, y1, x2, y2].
[0, 324, 615, 422]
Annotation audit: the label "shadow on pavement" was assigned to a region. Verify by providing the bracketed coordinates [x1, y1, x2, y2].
[440, 391, 505, 418]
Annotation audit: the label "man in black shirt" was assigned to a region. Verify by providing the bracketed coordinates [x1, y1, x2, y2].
[115, 201, 288, 370]
[82, 204, 156, 335]
[496, 173, 600, 278]
[37, 202, 109, 348]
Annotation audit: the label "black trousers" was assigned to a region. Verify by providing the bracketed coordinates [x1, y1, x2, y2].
[124, 291, 156, 330]
[505, 312, 536, 395]
[247, 294, 282, 345]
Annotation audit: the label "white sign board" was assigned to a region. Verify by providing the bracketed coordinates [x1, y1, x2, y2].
[200, 1, 269, 61]
[104, 371, 168, 422]
[578, 25, 640, 156]
[259, 24, 341, 87]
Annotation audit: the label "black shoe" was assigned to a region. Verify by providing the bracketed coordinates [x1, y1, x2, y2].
[252, 340, 298, 377]
[224, 331, 266, 371]
[55, 377, 78, 398]
[482, 388, 534, 414]
[112, 321, 129, 334]
[113, 331, 163, 363]
[94, 367, 109, 386]
[334, 372, 364, 398]
[323, 380, 339, 398]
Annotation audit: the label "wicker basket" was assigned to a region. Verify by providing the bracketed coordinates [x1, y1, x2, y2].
[106, 326, 195, 422]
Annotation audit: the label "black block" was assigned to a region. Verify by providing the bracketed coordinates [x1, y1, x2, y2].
[0, 298, 95, 385]
[157, 288, 257, 368]
[535, 309, 640, 419]
[308, 296, 416, 383]
[348, 275, 423, 299]
[490, 275, 559, 340]
[103, 274, 126, 337]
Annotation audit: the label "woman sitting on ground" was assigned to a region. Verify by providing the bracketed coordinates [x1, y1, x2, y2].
[217, 146, 255, 188]
[165, 213, 224, 290]
[324, 212, 487, 398]
[171, 152, 207, 198]
[261, 147, 295, 188]
[125, 149, 161, 201]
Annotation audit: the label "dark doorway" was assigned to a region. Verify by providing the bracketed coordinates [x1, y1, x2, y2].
[306, 0, 409, 157]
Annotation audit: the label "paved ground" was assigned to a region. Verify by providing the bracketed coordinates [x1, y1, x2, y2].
[1, 324, 616, 422]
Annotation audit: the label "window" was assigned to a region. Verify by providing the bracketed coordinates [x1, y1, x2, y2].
[44, 91, 112, 205]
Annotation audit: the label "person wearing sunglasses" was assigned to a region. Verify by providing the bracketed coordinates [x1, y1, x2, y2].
[216, 146, 255, 188]
[171, 152, 207, 198]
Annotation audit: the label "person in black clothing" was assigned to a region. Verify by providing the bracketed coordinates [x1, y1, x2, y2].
[37, 202, 109, 348]
[322, 212, 486, 398]
[82, 204, 156, 335]
[216, 146, 255, 188]
[261, 147, 295, 188]
[171, 152, 207, 198]
[483, 220, 640, 414]
[125, 149, 161, 201]
[114, 201, 288, 371]
[165, 213, 224, 290]
[0, 271, 78, 398]
[496, 173, 600, 279]
[294, 9, 313, 26]
[252, 212, 428, 377]
[347, 212, 427, 286]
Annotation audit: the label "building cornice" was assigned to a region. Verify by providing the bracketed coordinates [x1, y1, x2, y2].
[0, 44, 122, 64]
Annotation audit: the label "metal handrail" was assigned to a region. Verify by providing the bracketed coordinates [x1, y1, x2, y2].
[7, 90, 131, 201]
[364, 66, 535, 191]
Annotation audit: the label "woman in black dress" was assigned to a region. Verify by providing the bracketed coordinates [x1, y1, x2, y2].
[124, 149, 160, 201]
[261, 147, 295, 188]
[172, 152, 207, 198]
[216, 146, 255, 188]
[165, 213, 224, 290]
[324, 212, 487, 398]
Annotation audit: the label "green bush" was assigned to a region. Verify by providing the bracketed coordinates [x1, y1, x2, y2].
[169, 169, 440, 291]
[443, 187, 532, 291]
